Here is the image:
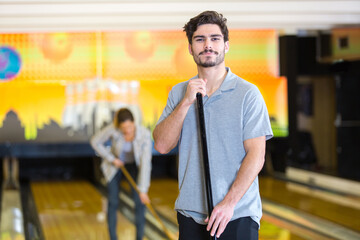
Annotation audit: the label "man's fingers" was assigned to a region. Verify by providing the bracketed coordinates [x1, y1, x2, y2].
[189, 84, 206, 96]
[207, 208, 232, 238]
[215, 218, 229, 238]
[188, 78, 207, 96]
[206, 213, 216, 231]
[210, 217, 222, 237]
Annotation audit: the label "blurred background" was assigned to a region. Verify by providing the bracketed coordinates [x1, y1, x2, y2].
[0, 1, 359, 240]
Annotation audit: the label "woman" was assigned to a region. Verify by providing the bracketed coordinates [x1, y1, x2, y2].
[91, 108, 152, 240]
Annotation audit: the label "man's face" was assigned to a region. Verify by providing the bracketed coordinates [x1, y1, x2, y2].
[118, 120, 135, 140]
[189, 24, 229, 68]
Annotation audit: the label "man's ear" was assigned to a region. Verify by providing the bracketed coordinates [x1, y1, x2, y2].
[225, 41, 230, 53]
[188, 44, 193, 55]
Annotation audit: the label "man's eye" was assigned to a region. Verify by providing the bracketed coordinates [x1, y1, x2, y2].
[212, 38, 220, 41]
[196, 39, 204, 42]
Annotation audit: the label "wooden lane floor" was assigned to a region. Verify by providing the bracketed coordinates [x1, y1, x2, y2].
[259, 176, 360, 233]
[148, 178, 313, 240]
[29, 176, 360, 239]
[31, 181, 137, 240]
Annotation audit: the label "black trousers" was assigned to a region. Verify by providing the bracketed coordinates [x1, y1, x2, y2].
[177, 212, 259, 240]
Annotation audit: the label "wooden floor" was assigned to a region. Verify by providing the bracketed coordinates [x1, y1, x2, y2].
[259, 176, 360, 232]
[29, 176, 360, 240]
[31, 181, 136, 240]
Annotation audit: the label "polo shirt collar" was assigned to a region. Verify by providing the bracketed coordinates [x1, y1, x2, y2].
[209, 67, 237, 98]
[219, 67, 237, 92]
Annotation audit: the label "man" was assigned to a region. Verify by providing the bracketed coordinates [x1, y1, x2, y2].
[153, 11, 273, 239]
[91, 108, 152, 240]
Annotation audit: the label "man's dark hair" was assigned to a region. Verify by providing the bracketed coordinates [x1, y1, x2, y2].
[183, 11, 229, 44]
[114, 108, 134, 127]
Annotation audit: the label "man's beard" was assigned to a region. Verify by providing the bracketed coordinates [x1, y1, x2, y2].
[193, 49, 225, 68]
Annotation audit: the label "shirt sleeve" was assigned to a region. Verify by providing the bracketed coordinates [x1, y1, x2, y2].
[243, 86, 273, 141]
[136, 127, 152, 193]
[157, 82, 186, 124]
[90, 125, 116, 163]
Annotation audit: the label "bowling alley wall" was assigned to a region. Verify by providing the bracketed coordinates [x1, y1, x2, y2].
[0, 30, 288, 143]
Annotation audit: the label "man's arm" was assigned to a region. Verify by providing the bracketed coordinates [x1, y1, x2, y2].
[153, 100, 191, 154]
[206, 135, 266, 238]
[153, 78, 206, 154]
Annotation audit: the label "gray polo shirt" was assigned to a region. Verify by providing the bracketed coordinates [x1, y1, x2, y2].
[157, 67, 273, 227]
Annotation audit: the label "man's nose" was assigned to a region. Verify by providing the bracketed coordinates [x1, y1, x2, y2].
[204, 38, 212, 49]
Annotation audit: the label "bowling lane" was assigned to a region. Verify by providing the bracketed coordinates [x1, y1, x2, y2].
[259, 176, 360, 232]
[28, 176, 360, 240]
[30, 181, 137, 240]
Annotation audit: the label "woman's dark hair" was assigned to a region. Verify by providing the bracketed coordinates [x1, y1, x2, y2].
[114, 108, 134, 127]
[183, 11, 229, 44]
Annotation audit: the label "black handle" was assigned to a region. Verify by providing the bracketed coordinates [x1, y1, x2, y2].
[196, 93, 217, 240]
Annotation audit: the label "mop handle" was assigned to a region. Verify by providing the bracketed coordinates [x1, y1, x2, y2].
[119, 165, 176, 240]
[196, 93, 217, 240]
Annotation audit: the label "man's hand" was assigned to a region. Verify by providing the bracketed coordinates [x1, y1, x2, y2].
[183, 78, 207, 106]
[112, 158, 124, 168]
[139, 192, 151, 205]
[205, 200, 235, 238]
